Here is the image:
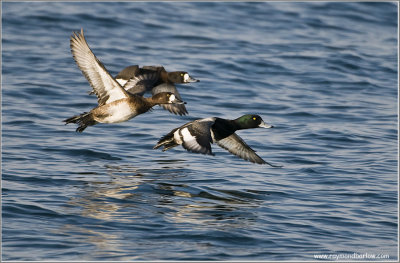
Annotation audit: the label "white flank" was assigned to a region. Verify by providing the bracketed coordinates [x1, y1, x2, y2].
[100, 103, 136, 123]
[181, 127, 196, 142]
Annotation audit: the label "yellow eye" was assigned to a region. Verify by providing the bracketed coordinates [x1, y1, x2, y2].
[253, 117, 257, 120]
[181, 73, 184, 76]
[167, 94, 170, 97]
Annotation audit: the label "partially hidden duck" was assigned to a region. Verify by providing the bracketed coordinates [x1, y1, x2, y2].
[105, 65, 199, 116]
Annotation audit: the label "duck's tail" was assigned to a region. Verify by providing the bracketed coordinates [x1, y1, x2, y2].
[63, 112, 96, 132]
[153, 129, 179, 151]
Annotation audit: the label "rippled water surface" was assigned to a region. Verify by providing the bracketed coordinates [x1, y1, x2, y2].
[2, 2, 398, 261]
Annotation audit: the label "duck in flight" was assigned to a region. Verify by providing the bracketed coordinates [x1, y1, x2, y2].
[112, 65, 199, 116]
[154, 114, 281, 166]
[64, 29, 185, 132]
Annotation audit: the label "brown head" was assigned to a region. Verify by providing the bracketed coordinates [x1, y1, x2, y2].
[150, 92, 186, 105]
[167, 71, 199, 83]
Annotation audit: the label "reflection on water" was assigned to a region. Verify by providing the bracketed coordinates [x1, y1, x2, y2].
[168, 203, 258, 230]
[67, 165, 145, 222]
[65, 163, 262, 243]
[55, 224, 122, 256]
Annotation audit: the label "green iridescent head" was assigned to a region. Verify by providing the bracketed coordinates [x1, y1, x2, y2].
[235, 114, 274, 129]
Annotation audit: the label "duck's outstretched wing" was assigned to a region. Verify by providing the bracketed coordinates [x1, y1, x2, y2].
[70, 29, 129, 106]
[152, 83, 188, 115]
[123, 70, 160, 96]
[114, 65, 139, 86]
[88, 65, 141, 94]
[217, 133, 279, 166]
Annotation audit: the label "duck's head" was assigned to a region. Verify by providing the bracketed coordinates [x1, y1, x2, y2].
[168, 71, 199, 83]
[235, 114, 274, 129]
[152, 92, 186, 105]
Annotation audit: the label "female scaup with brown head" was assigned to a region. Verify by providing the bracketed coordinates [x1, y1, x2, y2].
[64, 29, 184, 132]
[88, 66, 198, 116]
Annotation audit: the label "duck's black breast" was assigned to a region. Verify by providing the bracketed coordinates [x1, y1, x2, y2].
[211, 118, 237, 141]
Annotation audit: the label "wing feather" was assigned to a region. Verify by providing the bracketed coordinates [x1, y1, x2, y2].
[115, 65, 139, 80]
[123, 72, 159, 96]
[217, 133, 270, 165]
[70, 29, 129, 106]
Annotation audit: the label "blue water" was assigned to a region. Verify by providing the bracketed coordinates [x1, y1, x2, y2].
[2, 2, 398, 261]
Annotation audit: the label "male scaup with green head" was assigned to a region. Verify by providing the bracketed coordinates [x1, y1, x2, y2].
[64, 29, 185, 132]
[154, 114, 281, 166]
